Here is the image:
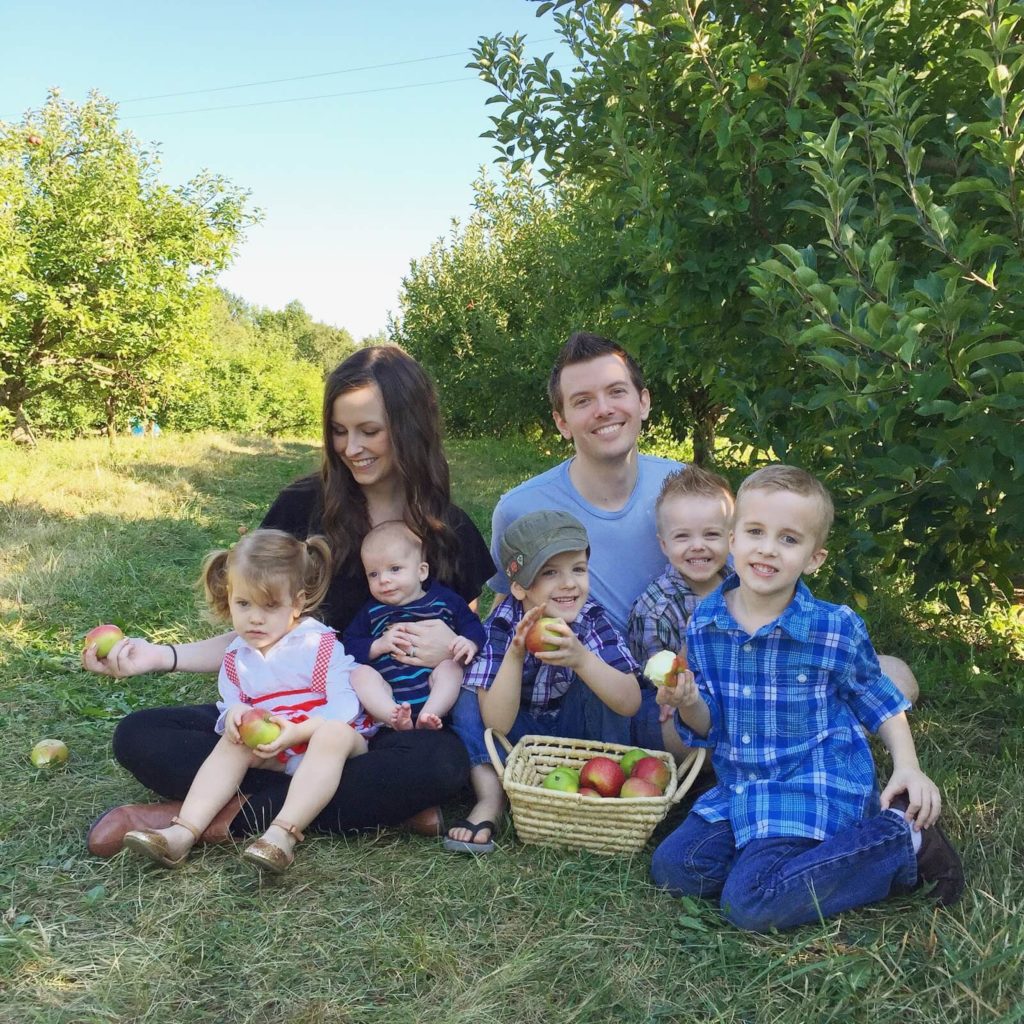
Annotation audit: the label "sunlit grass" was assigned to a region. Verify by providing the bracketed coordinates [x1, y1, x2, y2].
[1, 432, 1022, 1024]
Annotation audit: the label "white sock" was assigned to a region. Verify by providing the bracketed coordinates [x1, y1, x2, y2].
[885, 808, 923, 853]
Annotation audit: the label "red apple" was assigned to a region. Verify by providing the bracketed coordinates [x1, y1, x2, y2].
[620, 777, 662, 798]
[630, 756, 671, 793]
[30, 738, 69, 767]
[238, 708, 281, 749]
[578, 786, 602, 798]
[27, 134, 43, 146]
[541, 766, 580, 792]
[83, 624, 124, 659]
[524, 616, 562, 654]
[579, 756, 625, 798]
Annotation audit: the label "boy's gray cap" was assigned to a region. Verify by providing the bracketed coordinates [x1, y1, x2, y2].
[499, 509, 590, 588]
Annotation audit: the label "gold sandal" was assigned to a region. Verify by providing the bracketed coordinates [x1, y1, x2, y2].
[242, 819, 304, 875]
[123, 816, 202, 868]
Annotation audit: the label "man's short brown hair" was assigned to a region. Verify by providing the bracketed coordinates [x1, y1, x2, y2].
[547, 332, 645, 413]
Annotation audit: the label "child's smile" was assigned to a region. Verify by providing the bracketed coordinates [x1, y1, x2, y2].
[518, 549, 590, 623]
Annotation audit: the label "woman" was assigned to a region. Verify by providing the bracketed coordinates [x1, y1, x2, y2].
[84, 345, 495, 854]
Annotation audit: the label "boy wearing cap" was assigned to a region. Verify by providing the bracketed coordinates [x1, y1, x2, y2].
[445, 509, 642, 854]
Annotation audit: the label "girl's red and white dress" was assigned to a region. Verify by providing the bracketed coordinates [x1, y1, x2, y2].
[215, 617, 378, 774]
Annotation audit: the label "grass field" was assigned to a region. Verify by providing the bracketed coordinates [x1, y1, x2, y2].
[2, 433, 1023, 1024]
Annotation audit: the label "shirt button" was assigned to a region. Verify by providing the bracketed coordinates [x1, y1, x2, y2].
[743, 644, 752, 652]
[797, 673, 807, 683]
[748, 772, 757, 781]
[742, 686, 751, 696]
[741, 734, 751, 744]
[734, 784, 744, 794]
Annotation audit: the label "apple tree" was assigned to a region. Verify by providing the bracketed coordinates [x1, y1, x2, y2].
[0, 90, 254, 436]
[394, 165, 618, 434]
[472, 0, 1023, 603]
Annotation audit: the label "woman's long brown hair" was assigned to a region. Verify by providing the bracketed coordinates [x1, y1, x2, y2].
[320, 345, 459, 585]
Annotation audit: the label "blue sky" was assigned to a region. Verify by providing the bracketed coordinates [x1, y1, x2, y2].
[1, 1, 569, 339]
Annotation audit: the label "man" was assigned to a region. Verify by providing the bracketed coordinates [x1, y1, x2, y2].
[489, 332, 681, 634]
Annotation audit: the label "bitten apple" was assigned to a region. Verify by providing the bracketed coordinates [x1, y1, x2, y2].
[541, 766, 580, 793]
[643, 649, 686, 687]
[630, 756, 671, 793]
[524, 616, 563, 654]
[30, 739, 69, 767]
[83, 624, 125, 659]
[238, 708, 281, 749]
[579, 756, 625, 798]
[620, 777, 662, 798]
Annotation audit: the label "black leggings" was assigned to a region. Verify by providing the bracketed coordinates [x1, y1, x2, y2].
[111, 704, 470, 837]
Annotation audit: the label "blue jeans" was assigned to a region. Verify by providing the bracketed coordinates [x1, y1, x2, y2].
[650, 811, 918, 932]
[450, 682, 632, 767]
[629, 687, 669, 751]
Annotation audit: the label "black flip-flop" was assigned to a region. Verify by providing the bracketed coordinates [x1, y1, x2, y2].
[442, 818, 496, 854]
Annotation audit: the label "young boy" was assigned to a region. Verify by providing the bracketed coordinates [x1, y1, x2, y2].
[446, 509, 641, 853]
[651, 465, 964, 931]
[626, 466, 733, 757]
[343, 521, 486, 730]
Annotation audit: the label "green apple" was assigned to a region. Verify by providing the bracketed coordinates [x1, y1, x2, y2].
[83, 624, 124, 659]
[238, 708, 281, 749]
[541, 766, 580, 793]
[619, 747, 650, 777]
[31, 738, 69, 768]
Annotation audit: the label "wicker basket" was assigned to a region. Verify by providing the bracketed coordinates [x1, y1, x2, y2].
[485, 729, 706, 856]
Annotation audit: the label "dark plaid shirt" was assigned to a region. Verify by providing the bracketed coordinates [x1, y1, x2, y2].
[464, 595, 638, 723]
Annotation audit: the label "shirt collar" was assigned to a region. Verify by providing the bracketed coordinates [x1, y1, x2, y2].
[696, 574, 815, 642]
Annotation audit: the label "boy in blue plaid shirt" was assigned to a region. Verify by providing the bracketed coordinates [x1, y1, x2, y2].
[446, 509, 641, 853]
[651, 465, 964, 930]
[626, 465, 733, 758]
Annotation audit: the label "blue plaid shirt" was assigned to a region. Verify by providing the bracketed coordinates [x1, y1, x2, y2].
[464, 595, 638, 723]
[626, 562, 729, 669]
[677, 576, 911, 847]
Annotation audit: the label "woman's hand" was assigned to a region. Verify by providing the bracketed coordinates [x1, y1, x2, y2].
[388, 619, 458, 669]
[81, 636, 173, 678]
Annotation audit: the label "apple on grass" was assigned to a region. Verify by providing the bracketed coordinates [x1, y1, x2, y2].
[541, 766, 580, 793]
[238, 708, 281, 749]
[630, 756, 672, 793]
[620, 777, 662, 799]
[83, 624, 124, 659]
[30, 739, 69, 767]
[579, 756, 625, 798]
[524, 616, 563, 654]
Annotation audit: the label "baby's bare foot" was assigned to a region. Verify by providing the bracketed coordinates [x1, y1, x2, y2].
[392, 703, 414, 731]
[416, 711, 443, 730]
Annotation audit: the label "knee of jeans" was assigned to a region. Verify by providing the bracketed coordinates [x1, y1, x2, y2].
[719, 879, 779, 933]
[650, 845, 715, 898]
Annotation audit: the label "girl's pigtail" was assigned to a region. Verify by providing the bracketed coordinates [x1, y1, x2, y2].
[199, 548, 232, 621]
[301, 535, 333, 614]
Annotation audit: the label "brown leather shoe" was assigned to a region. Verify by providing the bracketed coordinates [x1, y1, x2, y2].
[87, 794, 248, 857]
[889, 795, 966, 906]
[88, 801, 183, 857]
[399, 805, 444, 838]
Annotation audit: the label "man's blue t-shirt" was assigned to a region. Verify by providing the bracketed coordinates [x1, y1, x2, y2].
[489, 455, 682, 633]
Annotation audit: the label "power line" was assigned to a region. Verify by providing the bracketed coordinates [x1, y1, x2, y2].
[119, 76, 478, 119]
[120, 36, 558, 105]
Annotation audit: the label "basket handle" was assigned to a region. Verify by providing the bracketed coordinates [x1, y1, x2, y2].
[669, 747, 706, 805]
[483, 728, 513, 780]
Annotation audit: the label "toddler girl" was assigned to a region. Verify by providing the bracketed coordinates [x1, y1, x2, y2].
[123, 528, 386, 874]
